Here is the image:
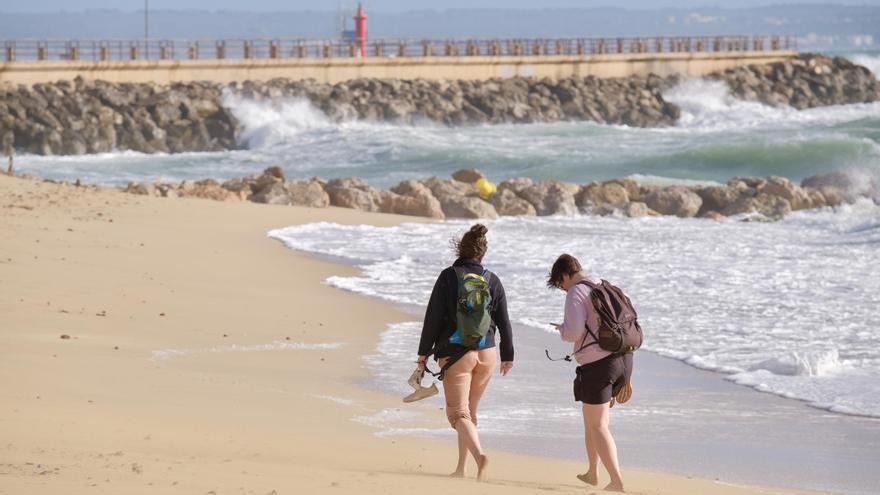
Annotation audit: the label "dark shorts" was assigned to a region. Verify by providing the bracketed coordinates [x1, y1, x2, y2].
[573, 353, 633, 405]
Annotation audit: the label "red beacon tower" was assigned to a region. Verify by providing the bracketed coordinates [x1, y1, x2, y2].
[354, 3, 367, 58]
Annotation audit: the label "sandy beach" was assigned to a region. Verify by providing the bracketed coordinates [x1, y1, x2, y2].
[0, 173, 818, 495]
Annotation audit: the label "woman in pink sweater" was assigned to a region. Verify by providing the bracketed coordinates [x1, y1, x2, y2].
[548, 254, 632, 492]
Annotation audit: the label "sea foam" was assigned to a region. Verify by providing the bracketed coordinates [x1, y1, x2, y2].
[269, 205, 880, 418]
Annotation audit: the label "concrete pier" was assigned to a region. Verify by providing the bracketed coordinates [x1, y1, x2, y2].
[0, 51, 796, 85]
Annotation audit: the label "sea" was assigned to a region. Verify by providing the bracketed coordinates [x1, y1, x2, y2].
[16, 50, 880, 494]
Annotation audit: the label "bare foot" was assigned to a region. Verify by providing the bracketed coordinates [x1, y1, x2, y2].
[476, 454, 489, 482]
[449, 470, 465, 478]
[577, 470, 598, 486]
[603, 481, 625, 492]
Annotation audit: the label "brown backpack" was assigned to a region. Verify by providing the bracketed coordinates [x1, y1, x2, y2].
[576, 279, 643, 354]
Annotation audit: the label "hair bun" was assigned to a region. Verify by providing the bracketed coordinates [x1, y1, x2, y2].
[469, 224, 488, 237]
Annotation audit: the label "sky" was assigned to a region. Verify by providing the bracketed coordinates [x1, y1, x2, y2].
[4, 0, 880, 12]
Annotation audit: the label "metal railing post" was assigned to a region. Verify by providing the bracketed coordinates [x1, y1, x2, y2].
[5, 43, 14, 62]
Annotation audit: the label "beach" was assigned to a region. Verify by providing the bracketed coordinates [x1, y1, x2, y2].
[0, 172, 827, 495]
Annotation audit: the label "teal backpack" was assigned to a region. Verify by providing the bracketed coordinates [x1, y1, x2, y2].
[425, 267, 493, 381]
[448, 267, 492, 349]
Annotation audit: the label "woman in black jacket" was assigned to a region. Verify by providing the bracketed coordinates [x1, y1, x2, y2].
[416, 224, 514, 482]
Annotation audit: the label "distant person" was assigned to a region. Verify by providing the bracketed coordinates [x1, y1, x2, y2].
[416, 224, 514, 482]
[548, 254, 637, 493]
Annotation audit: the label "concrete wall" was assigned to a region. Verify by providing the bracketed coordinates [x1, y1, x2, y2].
[0, 51, 797, 85]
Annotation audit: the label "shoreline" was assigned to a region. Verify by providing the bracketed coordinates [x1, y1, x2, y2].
[0, 172, 827, 495]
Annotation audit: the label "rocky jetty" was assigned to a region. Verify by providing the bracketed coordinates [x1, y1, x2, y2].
[710, 54, 880, 109]
[1, 53, 877, 156]
[116, 167, 878, 222]
[0, 78, 238, 156]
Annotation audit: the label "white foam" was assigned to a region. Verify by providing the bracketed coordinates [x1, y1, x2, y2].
[663, 77, 880, 133]
[269, 209, 880, 418]
[849, 53, 880, 79]
[151, 341, 344, 361]
[222, 91, 335, 149]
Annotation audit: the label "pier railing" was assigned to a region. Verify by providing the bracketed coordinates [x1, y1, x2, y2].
[1, 35, 796, 63]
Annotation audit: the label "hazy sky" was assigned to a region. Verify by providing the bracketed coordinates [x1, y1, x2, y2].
[5, 0, 880, 12]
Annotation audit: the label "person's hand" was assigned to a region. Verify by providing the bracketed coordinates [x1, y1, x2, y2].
[416, 355, 428, 370]
[500, 361, 513, 376]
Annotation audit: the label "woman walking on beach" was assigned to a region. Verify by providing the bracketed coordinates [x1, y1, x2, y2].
[416, 224, 514, 482]
[548, 254, 633, 493]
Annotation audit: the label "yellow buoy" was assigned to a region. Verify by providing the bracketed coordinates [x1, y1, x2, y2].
[475, 177, 497, 200]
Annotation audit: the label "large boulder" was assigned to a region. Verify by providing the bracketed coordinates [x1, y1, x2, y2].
[576, 181, 630, 208]
[380, 191, 445, 219]
[422, 176, 478, 200]
[694, 185, 742, 214]
[181, 179, 242, 202]
[451, 168, 486, 183]
[801, 171, 878, 204]
[622, 201, 656, 218]
[605, 178, 642, 202]
[497, 177, 535, 196]
[644, 186, 702, 217]
[759, 176, 811, 210]
[262, 165, 286, 181]
[722, 193, 792, 219]
[489, 189, 537, 216]
[250, 180, 329, 207]
[519, 181, 578, 216]
[391, 179, 432, 197]
[439, 196, 498, 219]
[324, 177, 383, 212]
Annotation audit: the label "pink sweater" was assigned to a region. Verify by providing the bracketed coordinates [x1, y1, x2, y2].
[558, 278, 612, 365]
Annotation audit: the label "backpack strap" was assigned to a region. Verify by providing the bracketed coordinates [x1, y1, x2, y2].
[423, 347, 469, 381]
[572, 280, 602, 355]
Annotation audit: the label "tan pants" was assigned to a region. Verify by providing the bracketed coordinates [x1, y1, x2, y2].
[440, 348, 497, 429]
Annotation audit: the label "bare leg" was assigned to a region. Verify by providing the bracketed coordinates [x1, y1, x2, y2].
[466, 349, 494, 482]
[454, 418, 485, 479]
[450, 433, 467, 477]
[577, 407, 599, 485]
[583, 402, 624, 491]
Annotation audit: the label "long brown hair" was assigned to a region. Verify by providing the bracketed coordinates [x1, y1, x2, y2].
[454, 224, 489, 261]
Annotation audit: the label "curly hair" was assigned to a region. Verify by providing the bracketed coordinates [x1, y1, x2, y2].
[454, 224, 489, 261]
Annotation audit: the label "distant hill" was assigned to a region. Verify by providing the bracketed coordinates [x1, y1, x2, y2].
[1, 5, 877, 49]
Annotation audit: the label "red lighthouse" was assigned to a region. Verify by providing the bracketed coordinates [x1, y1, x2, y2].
[354, 3, 367, 58]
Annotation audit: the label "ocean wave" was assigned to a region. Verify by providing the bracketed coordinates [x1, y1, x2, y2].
[269, 209, 880, 418]
[849, 53, 880, 79]
[663, 77, 880, 133]
[14, 73, 880, 189]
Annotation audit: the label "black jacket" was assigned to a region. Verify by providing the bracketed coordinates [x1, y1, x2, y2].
[417, 258, 514, 362]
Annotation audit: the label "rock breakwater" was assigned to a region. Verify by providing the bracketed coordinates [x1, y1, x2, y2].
[114, 167, 878, 222]
[1, 54, 877, 156]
